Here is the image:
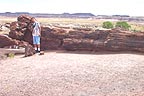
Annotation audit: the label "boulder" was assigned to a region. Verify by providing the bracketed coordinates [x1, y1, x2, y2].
[0, 35, 35, 57]
[9, 30, 24, 40]
[0, 35, 18, 48]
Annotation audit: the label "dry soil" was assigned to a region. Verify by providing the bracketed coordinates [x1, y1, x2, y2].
[0, 51, 144, 96]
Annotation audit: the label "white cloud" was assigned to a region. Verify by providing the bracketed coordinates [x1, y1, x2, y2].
[0, 0, 144, 16]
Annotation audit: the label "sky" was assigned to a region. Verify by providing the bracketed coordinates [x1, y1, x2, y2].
[0, 0, 144, 16]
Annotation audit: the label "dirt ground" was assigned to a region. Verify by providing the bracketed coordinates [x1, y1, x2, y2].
[0, 51, 144, 96]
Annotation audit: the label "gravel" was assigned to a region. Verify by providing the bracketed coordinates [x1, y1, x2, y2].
[0, 51, 144, 96]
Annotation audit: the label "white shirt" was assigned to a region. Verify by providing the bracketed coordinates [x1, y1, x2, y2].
[32, 21, 41, 36]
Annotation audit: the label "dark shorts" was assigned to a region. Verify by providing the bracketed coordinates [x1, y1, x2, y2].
[33, 36, 40, 44]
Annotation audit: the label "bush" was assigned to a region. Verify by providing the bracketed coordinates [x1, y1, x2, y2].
[7, 53, 15, 58]
[102, 21, 114, 29]
[115, 21, 131, 30]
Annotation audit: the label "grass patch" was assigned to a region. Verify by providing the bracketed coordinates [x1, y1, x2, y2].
[7, 53, 15, 58]
[129, 22, 144, 32]
[0, 16, 144, 32]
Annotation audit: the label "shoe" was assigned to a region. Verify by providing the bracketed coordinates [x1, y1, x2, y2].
[35, 50, 39, 53]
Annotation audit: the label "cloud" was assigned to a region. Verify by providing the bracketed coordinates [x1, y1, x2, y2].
[0, 0, 144, 16]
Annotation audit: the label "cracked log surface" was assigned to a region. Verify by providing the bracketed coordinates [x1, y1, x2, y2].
[1, 14, 144, 53]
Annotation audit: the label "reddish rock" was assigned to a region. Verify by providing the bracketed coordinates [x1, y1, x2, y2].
[62, 30, 144, 52]
[73, 27, 92, 31]
[24, 44, 35, 57]
[0, 35, 35, 56]
[23, 29, 33, 44]
[9, 30, 24, 40]
[3, 14, 144, 53]
[0, 35, 18, 48]
[40, 37, 61, 50]
[10, 21, 19, 31]
[41, 27, 68, 39]
[18, 40, 35, 56]
[17, 14, 32, 24]
[63, 38, 96, 51]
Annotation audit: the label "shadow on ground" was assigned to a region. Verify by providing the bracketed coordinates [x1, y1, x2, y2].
[44, 50, 144, 56]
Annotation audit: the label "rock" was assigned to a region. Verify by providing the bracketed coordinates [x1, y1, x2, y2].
[39, 51, 44, 55]
[62, 38, 96, 51]
[10, 21, 19, 31]
[23, 29, 33, 44]
[18, 41, 35, 57]
[40, 37, 61, 50]
[24, 44, 35, 57]
[9, 30, 24, 40]
[0, 35, 35, 57]
[0, 35, 18, 48]
[2, 14, 144, 53]
[62, 30, 144, 52]
[17, 14, 32, 24]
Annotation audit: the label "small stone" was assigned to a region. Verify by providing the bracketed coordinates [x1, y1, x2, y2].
[39, 51, 44, 55]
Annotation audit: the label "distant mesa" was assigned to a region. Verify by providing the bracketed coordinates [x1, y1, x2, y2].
[5, 12, 29, 14]
[71, 13, 95, 16]
[0, 12, 144, 22]
[62, 13, 95, 16]
[112, 15, 130, 17]
[0, 12, 95, 18]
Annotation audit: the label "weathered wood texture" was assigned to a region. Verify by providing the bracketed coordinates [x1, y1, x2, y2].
[1, 15, 144, 53]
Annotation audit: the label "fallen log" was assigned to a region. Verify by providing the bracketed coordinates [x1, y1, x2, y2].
[62, 30, 144, 52]
[3, 14, 144, 53]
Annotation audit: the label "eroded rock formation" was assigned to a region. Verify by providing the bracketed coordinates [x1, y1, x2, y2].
[1, 14, 144, 55]
[0, 34, 35, 56]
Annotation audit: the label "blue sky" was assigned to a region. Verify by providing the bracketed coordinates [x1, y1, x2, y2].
[0, 0, 144, 16]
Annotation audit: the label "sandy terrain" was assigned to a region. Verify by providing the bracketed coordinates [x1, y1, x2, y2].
[0, 51, 144, 96]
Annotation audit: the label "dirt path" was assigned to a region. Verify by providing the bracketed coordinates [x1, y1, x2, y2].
[0, 51, 144, 96]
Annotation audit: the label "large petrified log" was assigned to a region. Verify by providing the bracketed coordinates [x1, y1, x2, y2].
[105, 30, 144, 52]
[0, 35, 18, 48]
[62, 29, 144, 52]
[3, 14, 144, 53]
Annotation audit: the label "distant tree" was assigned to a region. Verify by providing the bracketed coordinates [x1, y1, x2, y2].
[102, 21, 113, 29]
[115, 21, 131, 30]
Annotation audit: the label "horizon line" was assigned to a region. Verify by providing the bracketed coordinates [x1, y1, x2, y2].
[0, 12, 133, 16]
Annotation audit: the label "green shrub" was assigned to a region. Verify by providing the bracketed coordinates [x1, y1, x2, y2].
[115, 21, 131, 30]
[102, 21, 114, 29]
[7, 53, 15, 58]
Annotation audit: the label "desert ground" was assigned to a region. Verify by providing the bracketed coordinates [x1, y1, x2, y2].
[0, 51, 144, 96]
